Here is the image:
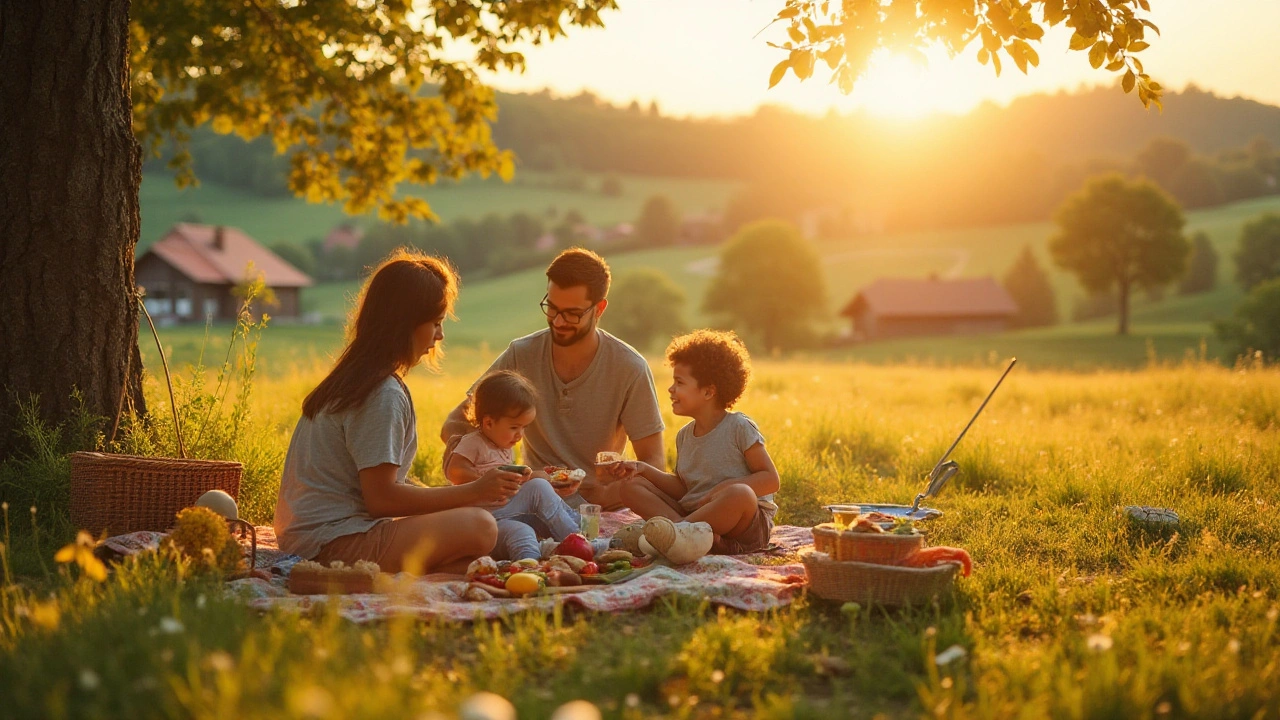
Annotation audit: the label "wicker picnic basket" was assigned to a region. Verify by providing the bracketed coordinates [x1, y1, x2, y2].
[69, 452, 241, 536]
[812, 523, 924, 563]
[802, 550, 959, 606]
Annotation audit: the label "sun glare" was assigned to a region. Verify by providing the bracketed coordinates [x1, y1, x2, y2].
[849, 47, 989, 119]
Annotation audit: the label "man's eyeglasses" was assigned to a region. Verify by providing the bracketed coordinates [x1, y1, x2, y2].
[539, 295, 597, 324]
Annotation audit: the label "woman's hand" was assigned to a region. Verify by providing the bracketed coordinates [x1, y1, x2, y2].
[470, 467, 523, 505]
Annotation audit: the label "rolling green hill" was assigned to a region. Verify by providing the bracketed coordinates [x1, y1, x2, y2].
[139, 194, 1280, 375]
[138, 171, 739, 251]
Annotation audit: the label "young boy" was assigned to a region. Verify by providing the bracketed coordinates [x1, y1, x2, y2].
[613, 330, 780, 554]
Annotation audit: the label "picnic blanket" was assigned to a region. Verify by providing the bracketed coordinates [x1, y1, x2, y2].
[101, 511, 814, 623]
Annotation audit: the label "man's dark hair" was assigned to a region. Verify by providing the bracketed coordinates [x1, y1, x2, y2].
[546, 247, 611, 302]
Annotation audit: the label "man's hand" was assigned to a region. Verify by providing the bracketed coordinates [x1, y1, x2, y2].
[470, 467, 523, 505]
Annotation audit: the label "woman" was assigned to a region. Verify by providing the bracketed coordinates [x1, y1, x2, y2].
[274, 249, 521, 573]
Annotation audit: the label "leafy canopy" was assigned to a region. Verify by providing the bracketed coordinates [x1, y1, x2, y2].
[130, 0, 618, 222]
[1234, 214, 1280, 292]
[704, 219, 827, 352]
[605, 268, 688, 352]
[766, 0, 1163, 108]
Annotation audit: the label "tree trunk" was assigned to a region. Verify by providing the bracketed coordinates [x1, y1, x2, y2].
[0, 0, 145, 461]
[1116, 278, 1130, 336]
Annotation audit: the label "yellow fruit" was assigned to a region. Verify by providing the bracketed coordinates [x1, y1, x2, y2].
[505, 572, 544, 596]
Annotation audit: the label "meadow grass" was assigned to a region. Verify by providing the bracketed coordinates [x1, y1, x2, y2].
[3, 355, 1279, 719]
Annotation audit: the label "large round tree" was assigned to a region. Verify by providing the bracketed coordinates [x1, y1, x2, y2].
[1049, 174, 1188, 335]
[0, 1, 616, 459]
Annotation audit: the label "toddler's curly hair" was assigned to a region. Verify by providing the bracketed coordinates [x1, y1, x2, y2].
[465, 370, 537, 425]
[665, 329, 752, 409]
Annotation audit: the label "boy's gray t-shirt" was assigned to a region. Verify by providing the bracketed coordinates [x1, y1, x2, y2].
[675, 412, 777, 519]
[475, 329, 665, 502]
[274, 375, 417, 559]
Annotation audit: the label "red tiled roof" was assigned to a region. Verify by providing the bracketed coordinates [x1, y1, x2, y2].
[144, 223, 312, 288]
[842, 277, 1018, 319]
[323, 224, 363, 252]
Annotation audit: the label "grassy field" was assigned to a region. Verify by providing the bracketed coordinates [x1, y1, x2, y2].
[139, 172, 740, 251]
[3, 357, 1280, 718]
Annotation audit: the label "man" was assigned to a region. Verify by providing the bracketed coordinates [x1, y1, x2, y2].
[441, 247, 666, 509]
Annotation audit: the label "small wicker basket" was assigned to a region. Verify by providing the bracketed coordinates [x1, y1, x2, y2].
[802, 550, 959, 606]
[812, 523, 924, 563]
[70, 452, 241, 536]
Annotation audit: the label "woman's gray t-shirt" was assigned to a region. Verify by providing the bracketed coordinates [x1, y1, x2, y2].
[273, 375, 417, 559]
[675, 412, 777, 519]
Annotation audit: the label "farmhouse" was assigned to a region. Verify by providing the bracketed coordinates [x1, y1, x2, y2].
[136, 223, 313, 322]
[841, 276, 1018, 341]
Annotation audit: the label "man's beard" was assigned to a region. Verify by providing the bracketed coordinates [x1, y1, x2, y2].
[549, 318, 595, 347]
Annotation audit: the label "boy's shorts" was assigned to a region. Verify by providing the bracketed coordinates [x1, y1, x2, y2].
[710, 503, 774, 555]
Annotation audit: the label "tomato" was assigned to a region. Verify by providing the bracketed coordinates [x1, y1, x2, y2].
[580, 562, 599, 575]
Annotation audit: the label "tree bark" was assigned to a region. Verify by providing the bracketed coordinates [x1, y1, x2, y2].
[0, 0, 145, 461]
[1117, 278, 1130, 336]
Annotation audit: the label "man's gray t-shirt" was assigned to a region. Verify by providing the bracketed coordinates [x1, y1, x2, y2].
[675, 412, 777, 519]
[475, 329, 665, 503]
[274, 375, 417, 559]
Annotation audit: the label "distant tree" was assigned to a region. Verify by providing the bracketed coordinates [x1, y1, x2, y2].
[600, 175, 624, 197]
[1050, 174, 1188, 335]
[1234, 214, 1280, 291]
[605, 268, 687, 352]
[270, 242, 316, 279]
[635, 195, 681, 247]
[553, 210, 590, 248]
[508, 212, 546, 251]
[1135, 137, 1192, 187]
[1168, 159, 1223, 209]
[703, 220, 826, 353]
[1002, 245, 1057, 328]
[1071, 291, 1118, 322]
[1215, 278, 1280, 360]
[1178, 232, 1219, 295]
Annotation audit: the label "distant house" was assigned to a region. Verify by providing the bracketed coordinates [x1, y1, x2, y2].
[323, 223, 363, 253]
[840, 276, 1018, 341]
[136, 223, 313, 322]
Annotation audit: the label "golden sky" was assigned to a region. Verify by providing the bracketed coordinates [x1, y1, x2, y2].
[485, 0, 1280, 118]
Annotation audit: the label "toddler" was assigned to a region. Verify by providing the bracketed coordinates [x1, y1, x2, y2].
[444, 370, 589, 560]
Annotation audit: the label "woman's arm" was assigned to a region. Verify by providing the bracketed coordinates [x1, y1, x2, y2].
[696, 442, 780, 506]
[360, 463, 521, 518]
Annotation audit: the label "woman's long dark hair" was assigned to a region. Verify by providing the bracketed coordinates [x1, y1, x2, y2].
[302, 249, 459, 418]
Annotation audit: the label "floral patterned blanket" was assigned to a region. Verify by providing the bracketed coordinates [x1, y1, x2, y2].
[101, 511, 814, 623]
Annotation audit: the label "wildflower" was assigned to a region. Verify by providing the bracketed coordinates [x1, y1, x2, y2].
[710, 669, 725, 684]
[625, 694, 640, 708]
[55, 531, 107, 582]
[78, 669, 100, 690]
[1086, 634, 1113, 652]
[207, 651, 234, 672]
[1227, 639, 1241, 654]
[935, 645, 967, 666]
[196, 594, 207, 609]
[158, 617, 185, 634]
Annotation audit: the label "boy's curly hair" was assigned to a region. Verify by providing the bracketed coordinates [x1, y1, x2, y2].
[665, 330, 752, 409]
[465, 370, 537, 425]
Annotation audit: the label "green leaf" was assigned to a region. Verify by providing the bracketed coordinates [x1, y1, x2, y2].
[1123, 69, 1136, 93]
[769, 59, 790, 88]
[777, 5, 800, 19]
[978, 46, 990, 65]
[991, 51, 1002, 77]
[1129, 41, 1150, 52]
[1106, 59, 1126, 72]
[788, 25, 805, 43]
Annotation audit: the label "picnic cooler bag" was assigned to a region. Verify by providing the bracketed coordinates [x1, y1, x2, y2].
[70, 452, 242, 536]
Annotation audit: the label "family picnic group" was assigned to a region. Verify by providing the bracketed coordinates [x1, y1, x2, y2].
[273, 248, 782, 574]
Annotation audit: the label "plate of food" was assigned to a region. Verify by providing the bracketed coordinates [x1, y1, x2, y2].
[460, 549, 653, 600]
